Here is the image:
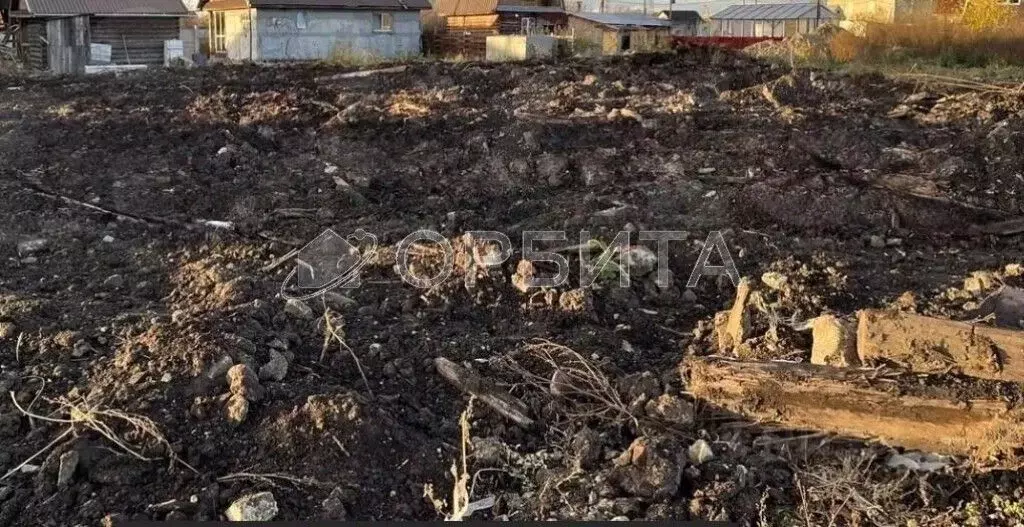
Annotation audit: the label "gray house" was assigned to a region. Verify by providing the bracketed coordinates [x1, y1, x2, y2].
[202, 0, 429, 60]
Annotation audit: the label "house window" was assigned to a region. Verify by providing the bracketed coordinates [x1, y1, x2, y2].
[211, 11, 226, 53]
[373, 12, 394, 32]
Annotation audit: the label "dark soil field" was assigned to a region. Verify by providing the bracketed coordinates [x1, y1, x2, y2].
[1, 49, 1024, 525]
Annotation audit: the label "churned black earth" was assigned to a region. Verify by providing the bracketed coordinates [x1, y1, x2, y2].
[1, 49, 1024, 525]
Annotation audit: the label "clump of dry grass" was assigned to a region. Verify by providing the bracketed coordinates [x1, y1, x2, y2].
[793, 452, 922, 526]
[502, 339, 639, 430]
[835, 14, 1024, 68]
[1, 393, 197, 482]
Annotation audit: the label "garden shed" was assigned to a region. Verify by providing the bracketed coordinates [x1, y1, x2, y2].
[11, 0, 189, 73]
[710, 3, 837, 37]
[566, 12, 670, 55]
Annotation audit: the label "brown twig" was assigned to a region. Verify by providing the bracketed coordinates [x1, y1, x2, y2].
[319, 310, 373, 397]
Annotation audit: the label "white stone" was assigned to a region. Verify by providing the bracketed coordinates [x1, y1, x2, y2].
[225, 491, 278, 521]
[687, 439, 714, 465]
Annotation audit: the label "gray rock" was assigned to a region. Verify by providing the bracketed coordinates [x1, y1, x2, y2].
[0, 322, 16, 340]
[57, 450, 79, 487]
[225, 491, 278, 521]
[622, 246, 658, 277]
[936, 157, 969, 179]
[645, 394, 694, 425]
[205, 355, 234, 382]
[103, 274, 124, 289]
[572, 427, 603, 470]
[321, 488, 349, 520]
[16, 238, 48, 257]
[612, 437, 683, 501]
[622, 371, 660, 402]
[868, 235, 886, 249]
[323, 291, 357, 312]
[71, 340, 94, 358]
[257, 125, 276, 140]
[470, 437, 508, 467]
[258, 350, 289, 382]
[284, 298, 313, 320]
[687, 439, 714, 465]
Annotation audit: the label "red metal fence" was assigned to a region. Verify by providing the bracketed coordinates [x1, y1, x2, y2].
[672, 36, 783, 50]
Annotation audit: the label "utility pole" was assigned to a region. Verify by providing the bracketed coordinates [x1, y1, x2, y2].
[815, 0, 821, 28]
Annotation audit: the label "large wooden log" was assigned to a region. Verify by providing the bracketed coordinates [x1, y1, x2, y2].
[684, 356, 1024, 462]
[857, 309, 1024, 381]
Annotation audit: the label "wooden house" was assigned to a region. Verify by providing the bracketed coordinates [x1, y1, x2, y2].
[434, 0, 566, 33]
[11, 0, 189, 73]
[428, 0, 566, 57]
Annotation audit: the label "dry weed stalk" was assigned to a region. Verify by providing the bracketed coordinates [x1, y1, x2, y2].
[424, 398, 494, 521]
[895, 72, 1024, 95]
[319, 309, 373, 397]
[793, 453, 914, 527]
[1, 393, 197, 482]
[217, 471, 327, 488]
[503, 339, 639, 429]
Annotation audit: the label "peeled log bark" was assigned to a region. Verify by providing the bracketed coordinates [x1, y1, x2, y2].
[684, 356, 1024, 463]
[857, 309, 1024, 381]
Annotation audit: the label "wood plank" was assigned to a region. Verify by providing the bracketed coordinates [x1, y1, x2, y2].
[857, 309, 1024, 381]
[684, 356, 1024, 462]
[435, 357, 535, 428]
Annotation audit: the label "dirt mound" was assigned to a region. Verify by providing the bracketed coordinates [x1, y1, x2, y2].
[1, 49, 1024, 524]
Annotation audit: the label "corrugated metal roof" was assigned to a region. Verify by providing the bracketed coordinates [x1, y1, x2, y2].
[22, 0, 188, 15]
[494, 4, 563, 12]
[570, 11, 670, 27]
[249, 0, 430, 8]
[711, 3, 836, 20]
[432, 0, 561, 16]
